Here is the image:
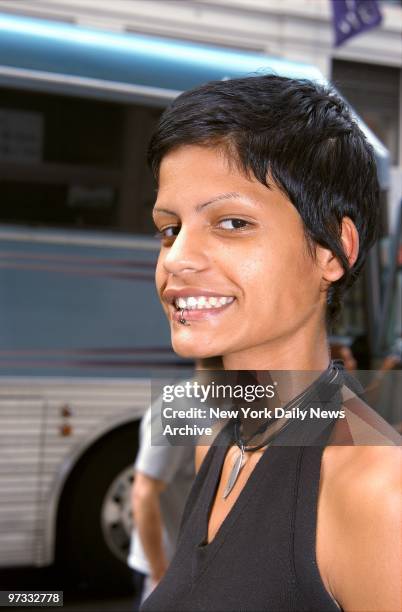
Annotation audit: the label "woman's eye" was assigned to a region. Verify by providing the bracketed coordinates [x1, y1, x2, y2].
[217, 218, 251, 231]
[155, 225, 180, 240]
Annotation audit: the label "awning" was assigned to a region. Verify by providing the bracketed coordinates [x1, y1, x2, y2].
[0, 13, 389, 187]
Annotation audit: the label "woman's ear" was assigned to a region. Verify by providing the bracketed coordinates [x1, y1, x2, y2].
[316, 217, 359, 283]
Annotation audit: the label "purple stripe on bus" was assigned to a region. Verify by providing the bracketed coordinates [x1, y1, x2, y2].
[0, 359, 189, 368]
[0, 347, 173, 355]
[0, 250, 156, 268]
[0, 261, 154, 281]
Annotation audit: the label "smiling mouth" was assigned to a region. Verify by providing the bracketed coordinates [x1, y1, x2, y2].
[174, 296, 235, 310]
[171, 297, 236, 322]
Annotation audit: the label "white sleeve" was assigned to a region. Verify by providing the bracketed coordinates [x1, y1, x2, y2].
[134, 396, 190, 484]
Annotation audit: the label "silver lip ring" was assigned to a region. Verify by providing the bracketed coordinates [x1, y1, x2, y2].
[179, 308, 189, 325]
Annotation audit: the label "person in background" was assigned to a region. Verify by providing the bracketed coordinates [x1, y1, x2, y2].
[128, 357, 222, 609]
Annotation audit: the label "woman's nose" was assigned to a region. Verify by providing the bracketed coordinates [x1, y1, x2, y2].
[162, 227, 208, 275]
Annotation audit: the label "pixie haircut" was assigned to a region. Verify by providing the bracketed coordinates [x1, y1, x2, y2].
[147, 74, 379, 326]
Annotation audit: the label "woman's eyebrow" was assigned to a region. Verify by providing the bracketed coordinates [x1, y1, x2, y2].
[153, 192, 248, 216]
[195, 192, 243, 212]
[152, 207, 179, 218]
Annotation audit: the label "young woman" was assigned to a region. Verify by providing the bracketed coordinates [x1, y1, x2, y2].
[141, 75, 401, 612]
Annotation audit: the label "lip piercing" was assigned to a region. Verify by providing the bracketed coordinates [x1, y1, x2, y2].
[179, 308, 190, 326]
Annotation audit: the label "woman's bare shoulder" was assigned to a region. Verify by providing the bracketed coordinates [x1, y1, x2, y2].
[320, 443, 402, 611]
[323, 386, 401, 485]
[322, 443, 401, 494]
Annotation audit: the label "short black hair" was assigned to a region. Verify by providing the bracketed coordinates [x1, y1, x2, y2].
[147, 74, 379, 326]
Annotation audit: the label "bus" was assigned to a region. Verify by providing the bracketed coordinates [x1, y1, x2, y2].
[0, 13, 392, 589]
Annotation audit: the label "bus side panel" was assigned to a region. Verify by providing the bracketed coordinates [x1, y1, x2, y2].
[0, 393, 44, 566]
[0, 230, 175, 377]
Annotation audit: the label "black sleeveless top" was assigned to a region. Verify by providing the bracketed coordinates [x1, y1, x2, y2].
[141, 371, 345, 612]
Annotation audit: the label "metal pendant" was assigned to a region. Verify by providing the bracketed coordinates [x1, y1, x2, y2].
[223, 445, 244, 499]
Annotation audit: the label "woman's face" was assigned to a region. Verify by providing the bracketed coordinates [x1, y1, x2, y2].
[153, 145, 327, 365]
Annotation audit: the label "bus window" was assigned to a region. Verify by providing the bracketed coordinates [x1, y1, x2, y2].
[0, 87, 162, 235]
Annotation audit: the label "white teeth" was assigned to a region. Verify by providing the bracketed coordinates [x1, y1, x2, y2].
[174, 296, 234, 310]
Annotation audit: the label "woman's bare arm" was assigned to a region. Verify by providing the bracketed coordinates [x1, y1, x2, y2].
[326, 446, 402, 612]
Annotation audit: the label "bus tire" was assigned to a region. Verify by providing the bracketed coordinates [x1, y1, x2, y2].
[56, 422, 139, 593]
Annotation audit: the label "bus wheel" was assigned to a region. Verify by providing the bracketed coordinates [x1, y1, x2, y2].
[57, 423, 139, 593]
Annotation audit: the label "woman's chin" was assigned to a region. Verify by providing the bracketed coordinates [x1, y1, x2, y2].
[171, 337, 218, 360]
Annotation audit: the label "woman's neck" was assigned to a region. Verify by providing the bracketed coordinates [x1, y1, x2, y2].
[222, 319, 330, 372]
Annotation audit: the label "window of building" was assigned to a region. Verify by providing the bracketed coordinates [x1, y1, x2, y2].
[331, 59, 401, 166]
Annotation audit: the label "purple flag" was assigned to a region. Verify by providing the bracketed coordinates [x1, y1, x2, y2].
[331, 0, 383, 47]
